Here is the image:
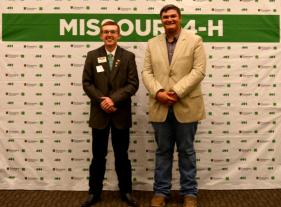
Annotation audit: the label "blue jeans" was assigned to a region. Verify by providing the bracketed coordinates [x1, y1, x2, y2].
[152, 107, 198, 197]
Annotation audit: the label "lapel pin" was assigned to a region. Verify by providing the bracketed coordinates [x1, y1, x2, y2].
[115, 59, 121, 67]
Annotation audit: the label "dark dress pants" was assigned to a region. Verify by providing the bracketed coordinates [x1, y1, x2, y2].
[88, 123, 132, 196]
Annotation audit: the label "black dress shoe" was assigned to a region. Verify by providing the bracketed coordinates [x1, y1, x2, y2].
[81, 194, 101, 207]
[121, 193, 138, 207]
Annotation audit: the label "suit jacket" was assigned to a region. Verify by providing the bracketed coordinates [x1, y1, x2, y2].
[142, 29, 206, 123]
[82, 45, 139, 129]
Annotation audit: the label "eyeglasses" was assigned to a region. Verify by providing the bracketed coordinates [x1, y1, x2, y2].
[102, 30, 118, 34]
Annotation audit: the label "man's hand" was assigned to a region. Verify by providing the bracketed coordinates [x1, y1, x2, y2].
[156, 90, 178, 105]
[100, 97, 117, 113]
[167, 91, 179, 103]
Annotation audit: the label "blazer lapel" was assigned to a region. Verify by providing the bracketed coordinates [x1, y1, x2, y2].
[159, 34, 170, 68]
[110, 46, 122, 81]
[170, 31, 187, 68]
[97, 46, 111, 76]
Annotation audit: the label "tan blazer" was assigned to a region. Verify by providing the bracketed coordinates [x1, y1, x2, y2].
[142, 29, 206, 123]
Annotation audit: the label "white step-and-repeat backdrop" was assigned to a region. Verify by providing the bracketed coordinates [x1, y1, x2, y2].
[0, 0, 280, 191]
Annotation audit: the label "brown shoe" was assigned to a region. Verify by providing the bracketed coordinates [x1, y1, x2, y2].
[150, 195, 166, 207]
[183, 195, 197, 207]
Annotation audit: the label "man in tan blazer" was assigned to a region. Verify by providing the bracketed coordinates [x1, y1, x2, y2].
[142, 4, 206, 207]
[81, 21, 139, 207]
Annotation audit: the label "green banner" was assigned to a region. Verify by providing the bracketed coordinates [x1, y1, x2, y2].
[2, 13, 280, 42]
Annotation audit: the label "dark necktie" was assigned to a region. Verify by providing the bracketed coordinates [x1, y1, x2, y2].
[108, 53, 113, 71]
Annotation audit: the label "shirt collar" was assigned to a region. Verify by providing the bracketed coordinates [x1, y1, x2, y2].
[166, 29, 181, 43]
[106, 46, 117, 57]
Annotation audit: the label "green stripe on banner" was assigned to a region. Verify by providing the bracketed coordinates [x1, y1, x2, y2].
[2, 13, 280, 42]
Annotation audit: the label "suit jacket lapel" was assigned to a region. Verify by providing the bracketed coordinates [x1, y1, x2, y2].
[170, 31, 186, 68]
[159, 34, 170, 68]
[110, 46, 122, 81]
[97, 46, 111, 75]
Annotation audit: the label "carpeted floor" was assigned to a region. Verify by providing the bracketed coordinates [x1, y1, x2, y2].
[0, 189, 281, 207]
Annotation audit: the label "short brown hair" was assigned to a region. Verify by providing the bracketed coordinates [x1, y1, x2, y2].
[160, 4, 181, 18]
[101, 21, 120, 34]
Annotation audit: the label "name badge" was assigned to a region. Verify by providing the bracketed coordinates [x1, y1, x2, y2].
[96, 65, 104, 73]
[97, 56, 107, 63]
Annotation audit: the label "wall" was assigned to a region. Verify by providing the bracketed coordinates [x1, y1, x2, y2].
[0, 0, 280, 191]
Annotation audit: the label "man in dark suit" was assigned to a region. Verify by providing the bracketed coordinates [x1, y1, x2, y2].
[81, 21, 139, 207]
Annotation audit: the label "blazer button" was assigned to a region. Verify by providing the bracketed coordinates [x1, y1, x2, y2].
[169, 71, 174, 77]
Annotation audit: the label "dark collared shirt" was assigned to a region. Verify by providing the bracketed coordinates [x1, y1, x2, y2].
[166, 31, 180, 64]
